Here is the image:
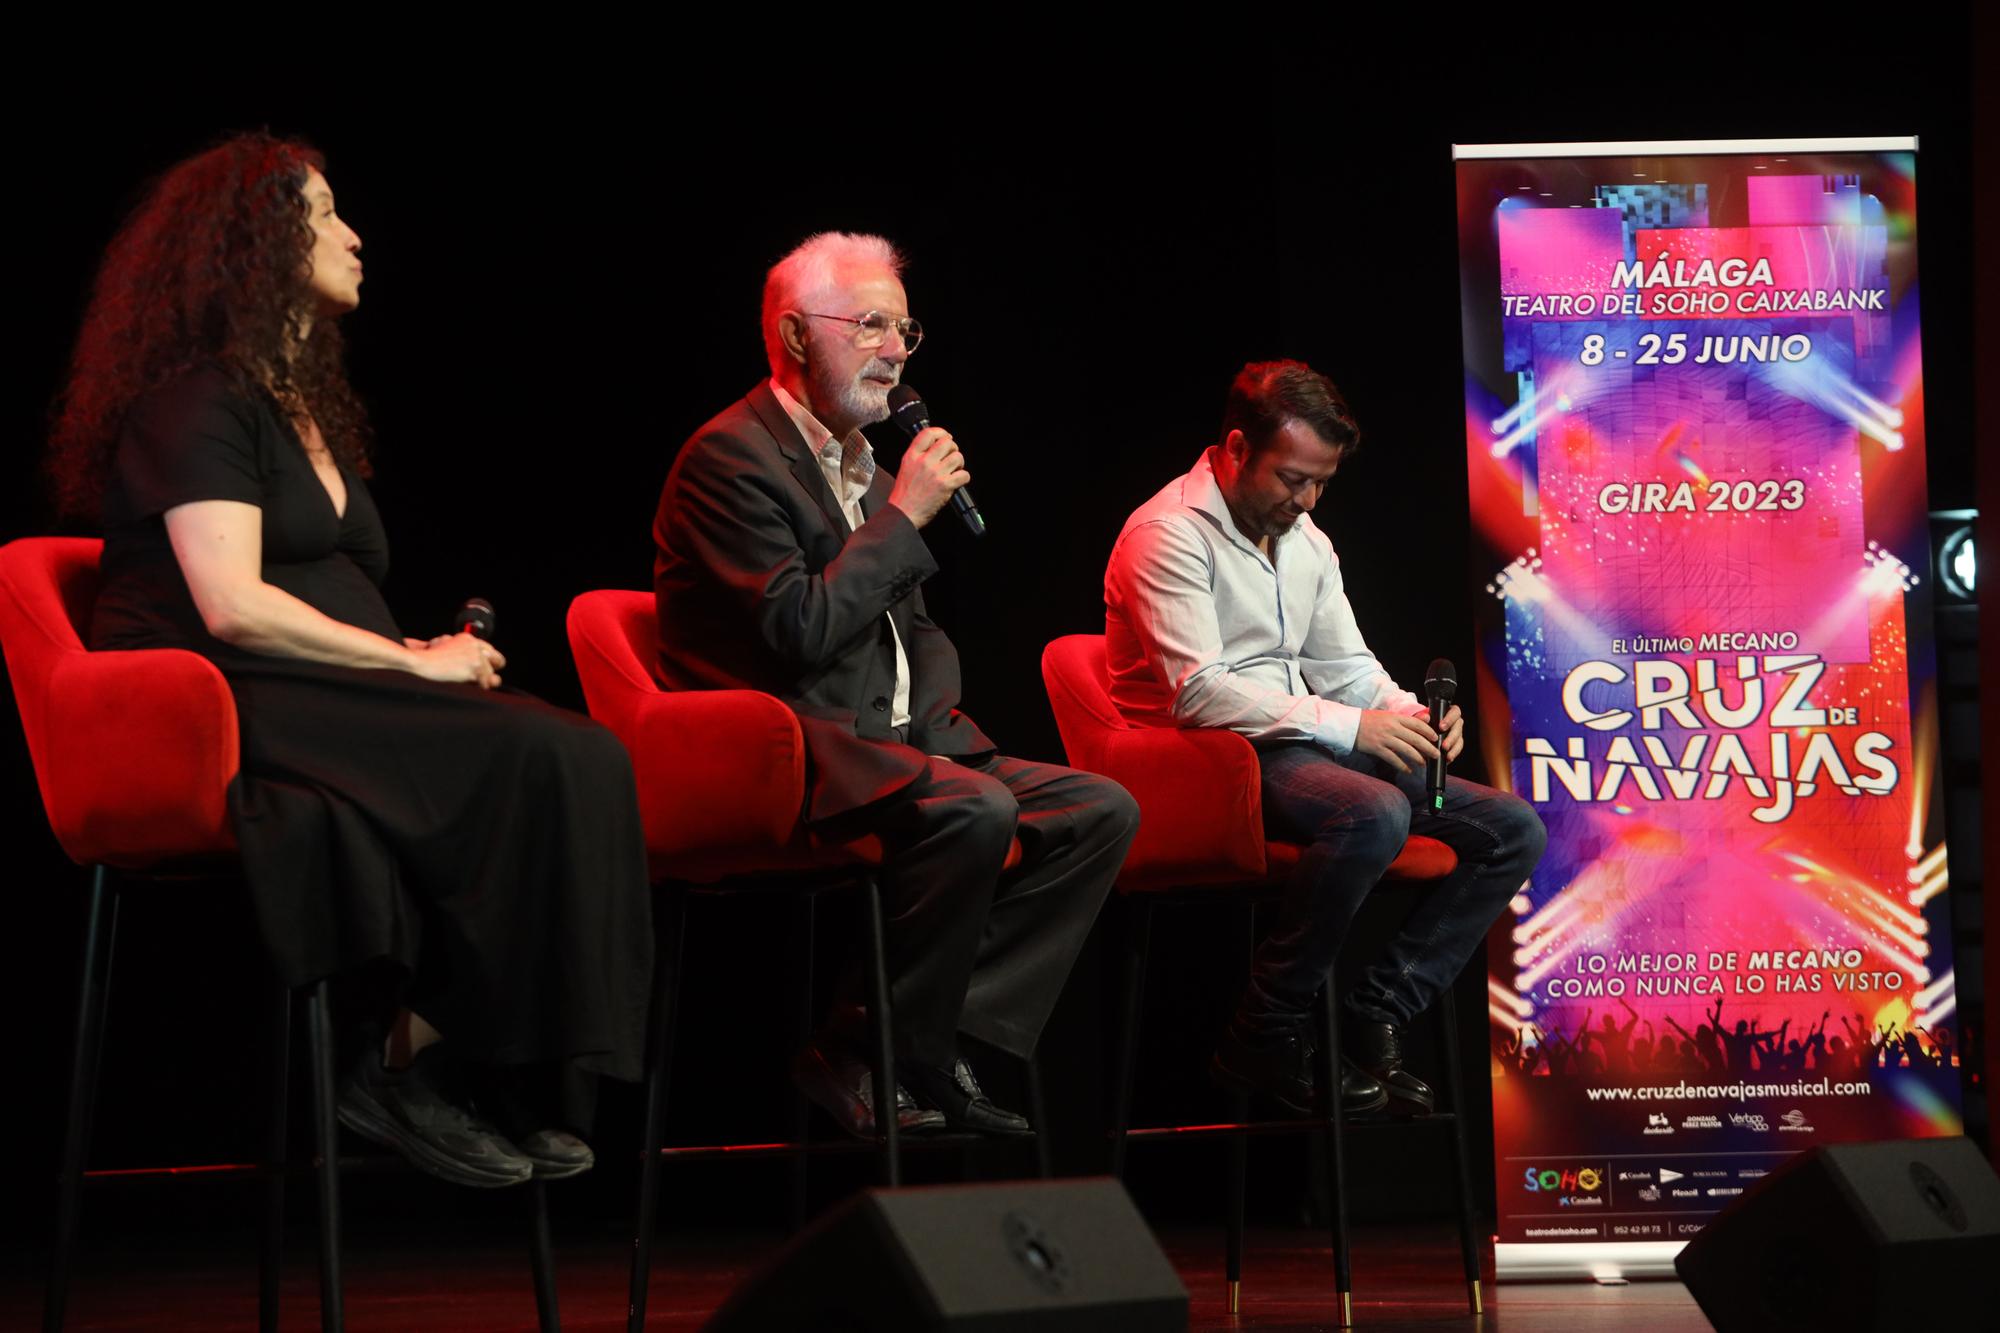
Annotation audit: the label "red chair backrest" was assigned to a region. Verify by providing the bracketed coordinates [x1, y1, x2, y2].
[0, 537, 101, 787]
[1040, 633, 1129, 775]
[0, 537, 238, 865]
[1043, 630, 1280, 886]
[567, 588, 829, 878]
[565, 588, 663, 740]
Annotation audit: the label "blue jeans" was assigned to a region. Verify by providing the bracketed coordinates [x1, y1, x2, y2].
[1247, 742, 1546, 1028]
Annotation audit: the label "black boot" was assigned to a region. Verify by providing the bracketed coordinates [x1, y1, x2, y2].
[1210, 1012, 1389, 1117]
[1347, 1017, 1436, 1116]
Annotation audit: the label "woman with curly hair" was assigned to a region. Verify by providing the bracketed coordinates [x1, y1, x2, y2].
[49, 132, 651, 1187]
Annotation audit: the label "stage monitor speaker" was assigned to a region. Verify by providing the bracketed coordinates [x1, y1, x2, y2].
[704, 1176, 1189, 1331]
[1674, 1136, 2000, 1332]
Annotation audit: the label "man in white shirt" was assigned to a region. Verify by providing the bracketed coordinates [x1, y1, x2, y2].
[654, 232, 1138, 1139]
[1104, 360, 1545, 1115]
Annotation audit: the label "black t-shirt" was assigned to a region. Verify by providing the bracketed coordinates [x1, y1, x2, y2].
[89, 365, 402, 655]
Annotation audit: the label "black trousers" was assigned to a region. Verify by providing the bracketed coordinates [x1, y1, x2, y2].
[828, 752, 1139, 1068]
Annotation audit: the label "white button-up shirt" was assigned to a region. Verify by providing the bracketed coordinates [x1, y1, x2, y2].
[1104, 446, 1419, 756]
[771, 381, 912, 730]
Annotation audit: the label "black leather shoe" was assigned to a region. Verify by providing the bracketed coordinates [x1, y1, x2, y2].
[1347, 1018, 1436, 1116]
[337, 1048, 533, 1188]
[1210, 1018, 1390, 1117]
[791, 1041, 947, 1139]
[904, 1056, 1035, 1137]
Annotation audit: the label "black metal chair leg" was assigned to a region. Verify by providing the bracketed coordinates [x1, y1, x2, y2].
[85, 872, 122, 1146]
[1108, 897, 1152, 1180]
[261, 982, 293, 1333]
[305, 980, 344, 1333]
[1222, 899, 1255, 1315]
[628, 886, 686, 1333]
[860, 877, 900, 1187]
[529, 1180, 560, 1332]
[790, 894, 817, 1231]
[1438, 978, 1484, 1315]
[1026, 1053, 1053, 1180]
[44, 865, 119, 1333]
[1317, 977, 1352, 1329]
[1225, 1088, 1248, 1317]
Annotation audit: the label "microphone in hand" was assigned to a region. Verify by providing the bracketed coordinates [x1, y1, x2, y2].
[452, 598, 496, 641]
[887, 383, 987, 538]
[1424, 657, 1457, 811]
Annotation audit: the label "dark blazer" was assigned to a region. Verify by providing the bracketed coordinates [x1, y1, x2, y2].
[653, 380, 996, 822]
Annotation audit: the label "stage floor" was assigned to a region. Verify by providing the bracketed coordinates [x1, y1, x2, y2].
[6, 1221, 1713, 1331]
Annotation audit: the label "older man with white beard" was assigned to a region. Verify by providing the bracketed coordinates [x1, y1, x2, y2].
[652, 232, 1137, 1140]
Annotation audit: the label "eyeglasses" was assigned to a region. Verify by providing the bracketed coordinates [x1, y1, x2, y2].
[804, 310, 924, 354]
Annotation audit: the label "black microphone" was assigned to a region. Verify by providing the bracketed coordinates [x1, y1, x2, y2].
[452, 598, 496, 641]
[886, 383, 987, 538]
[1424, 658, 1457, 811]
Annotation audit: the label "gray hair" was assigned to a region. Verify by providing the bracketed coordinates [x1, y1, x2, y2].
[761, 231, 906, 377]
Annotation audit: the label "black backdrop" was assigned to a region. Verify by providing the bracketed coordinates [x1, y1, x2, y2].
[1, 25, 1980, 1252]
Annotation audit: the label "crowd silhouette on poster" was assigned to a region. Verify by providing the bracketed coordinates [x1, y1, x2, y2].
[1494, 997, 1957, 1082]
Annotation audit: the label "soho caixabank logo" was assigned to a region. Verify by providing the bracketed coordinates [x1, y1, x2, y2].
[1522, 1166, 1606, 1206]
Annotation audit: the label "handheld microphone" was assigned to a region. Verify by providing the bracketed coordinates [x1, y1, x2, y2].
[452, 598, 496, 641]
[1424, 658, 1457, 811]
[886, 383, 987, 538]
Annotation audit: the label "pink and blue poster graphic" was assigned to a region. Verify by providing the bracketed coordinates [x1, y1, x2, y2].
[1454, 139, 1959, 1279]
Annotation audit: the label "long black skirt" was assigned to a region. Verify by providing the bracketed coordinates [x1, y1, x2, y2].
[222, 657, 651, 1086]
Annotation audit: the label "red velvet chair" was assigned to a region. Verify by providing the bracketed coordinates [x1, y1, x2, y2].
[1041, 633, 1484, 1325]
[566, 589, 1034, 1333]
[0, 537, 558, 1333]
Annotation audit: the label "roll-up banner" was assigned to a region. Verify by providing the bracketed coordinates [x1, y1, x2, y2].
[1453, 138, 1963, 1280]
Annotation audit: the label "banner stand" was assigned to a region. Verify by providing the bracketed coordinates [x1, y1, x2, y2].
[1454, 136, 1962, 1282]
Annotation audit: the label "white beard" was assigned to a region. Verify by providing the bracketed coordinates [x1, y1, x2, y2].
[812, 356, 900, 427]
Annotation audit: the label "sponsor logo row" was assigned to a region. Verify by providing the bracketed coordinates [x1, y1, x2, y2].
[1521, 1161, 1774, 1206]
[1643, 1109, 1814, 1136]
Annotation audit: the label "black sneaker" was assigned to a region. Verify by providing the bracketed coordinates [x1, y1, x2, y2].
[467, 1076, 597, 1181]
[510, 1128, 594, 1180]
[336, 1047, 533, 1188]
[1210, 1016, 1390, 1117]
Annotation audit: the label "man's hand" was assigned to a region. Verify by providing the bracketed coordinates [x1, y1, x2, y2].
[1437, 704, 1464, 761]
[885, 425, 969, 529]
[1354, 709, 1440, 773]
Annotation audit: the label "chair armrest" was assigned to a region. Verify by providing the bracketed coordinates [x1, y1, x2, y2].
[617, 688, 807, 872]
[42, 648, 239, 866]
[1095, 725, 1269, 889]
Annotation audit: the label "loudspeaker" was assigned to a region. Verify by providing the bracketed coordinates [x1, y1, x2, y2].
[705, 1177, 1189, 1331]
[1674, 1137, 2000, 1332]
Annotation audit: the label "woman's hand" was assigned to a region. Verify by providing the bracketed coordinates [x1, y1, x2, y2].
[404, 632, 505, 689]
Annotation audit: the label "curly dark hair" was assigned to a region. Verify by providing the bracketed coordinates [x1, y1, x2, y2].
[47, 131, 373, 518]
